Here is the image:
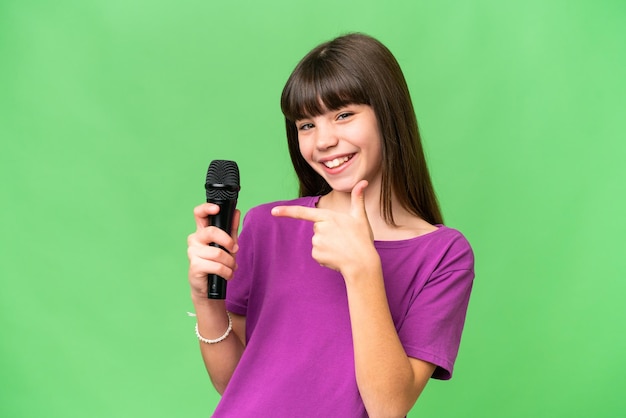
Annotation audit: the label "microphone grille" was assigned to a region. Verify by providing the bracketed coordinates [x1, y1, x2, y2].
[205, 160, 240, 201]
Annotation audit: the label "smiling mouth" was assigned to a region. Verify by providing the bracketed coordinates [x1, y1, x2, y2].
[322, 154, 354, 169]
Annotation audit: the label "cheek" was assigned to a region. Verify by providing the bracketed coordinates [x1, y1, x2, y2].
[298, 140, 312, 161]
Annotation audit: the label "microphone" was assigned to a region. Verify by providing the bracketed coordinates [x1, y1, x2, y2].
[205, 160, 241, 299]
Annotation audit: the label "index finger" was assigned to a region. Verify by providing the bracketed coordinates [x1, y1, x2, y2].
[271, 205, 327, 222]
[193, 203, 221, 229]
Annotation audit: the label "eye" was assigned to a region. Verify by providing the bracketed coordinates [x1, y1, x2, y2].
[298, 122, 314, 131]
[337, 112, 353, 121]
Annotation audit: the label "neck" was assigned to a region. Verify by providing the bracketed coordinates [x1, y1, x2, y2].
[319, 183, 437, 241]
[324, 188, 384, 219]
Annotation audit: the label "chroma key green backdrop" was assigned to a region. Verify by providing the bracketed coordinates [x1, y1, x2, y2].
[1, 1, 624, 416]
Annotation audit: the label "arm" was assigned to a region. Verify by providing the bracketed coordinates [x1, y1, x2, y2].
[343, 261, 436, 417]
[192, 299, 246, 394]
[187, 203, 246, 394]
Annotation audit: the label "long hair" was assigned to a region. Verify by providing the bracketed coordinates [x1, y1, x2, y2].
[280, 33, 443, 225]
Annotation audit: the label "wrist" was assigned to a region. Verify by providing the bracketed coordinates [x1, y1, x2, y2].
[195, 312, 233, 344]
[342, 255, 382, 285]
[191, 293, 226, 312]
[190, 295, 233, 340]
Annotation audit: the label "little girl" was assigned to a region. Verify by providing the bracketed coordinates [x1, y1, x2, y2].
[187, 33, 474, 417]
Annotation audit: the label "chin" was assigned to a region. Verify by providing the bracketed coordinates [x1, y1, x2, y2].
[325, 179, 358, 194]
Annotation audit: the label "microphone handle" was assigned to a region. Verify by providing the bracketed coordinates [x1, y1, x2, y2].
[207, 198, 237, 299]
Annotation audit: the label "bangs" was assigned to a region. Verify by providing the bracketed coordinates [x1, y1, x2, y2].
[281, 57, 370, 121]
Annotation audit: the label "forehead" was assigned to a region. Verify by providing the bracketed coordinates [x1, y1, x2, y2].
[282, 64, 369, 121]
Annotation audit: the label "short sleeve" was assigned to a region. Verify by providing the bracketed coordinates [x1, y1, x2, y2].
[398, 238, 474, 380]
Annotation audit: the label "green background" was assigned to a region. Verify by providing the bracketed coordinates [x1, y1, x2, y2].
[2, 0, 624, 416]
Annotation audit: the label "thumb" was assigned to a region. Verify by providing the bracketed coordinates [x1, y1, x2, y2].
[230, 209, 241, 253]
[350, 180, 369, 220]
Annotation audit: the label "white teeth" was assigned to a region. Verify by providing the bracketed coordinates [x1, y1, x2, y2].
[323, 156, 350, 168]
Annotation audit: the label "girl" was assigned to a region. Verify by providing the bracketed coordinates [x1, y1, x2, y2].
[187, 33, 474, 417]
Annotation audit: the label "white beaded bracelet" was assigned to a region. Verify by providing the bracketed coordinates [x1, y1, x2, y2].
[195, 311, 233, 344]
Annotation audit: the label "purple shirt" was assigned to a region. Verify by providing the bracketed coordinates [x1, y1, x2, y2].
[216, 196, 474, 417]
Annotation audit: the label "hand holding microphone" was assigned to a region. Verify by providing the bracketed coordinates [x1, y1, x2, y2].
[205, 160, 241, 299]
[187, 160, 240, 301]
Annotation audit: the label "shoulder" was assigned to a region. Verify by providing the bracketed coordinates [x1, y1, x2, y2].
[430, 225, 472, 251]
[376, 225, 471, 253]
[428, 225, 474, 277]
[376, 225, 473, 274]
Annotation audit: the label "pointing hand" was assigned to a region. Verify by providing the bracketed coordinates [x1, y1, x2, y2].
[271, 180, 378, 276]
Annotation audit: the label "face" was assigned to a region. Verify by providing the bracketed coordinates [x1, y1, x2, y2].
[295, 104, 383, 194]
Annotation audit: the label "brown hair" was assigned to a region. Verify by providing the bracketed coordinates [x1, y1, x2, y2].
[280, 33, 443, 225]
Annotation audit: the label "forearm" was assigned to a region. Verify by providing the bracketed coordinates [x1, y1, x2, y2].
[192, 296, 245, 395]
[344, 264, 426, 417]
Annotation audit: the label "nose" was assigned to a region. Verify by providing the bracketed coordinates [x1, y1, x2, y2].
[314, 122, 339, 151]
